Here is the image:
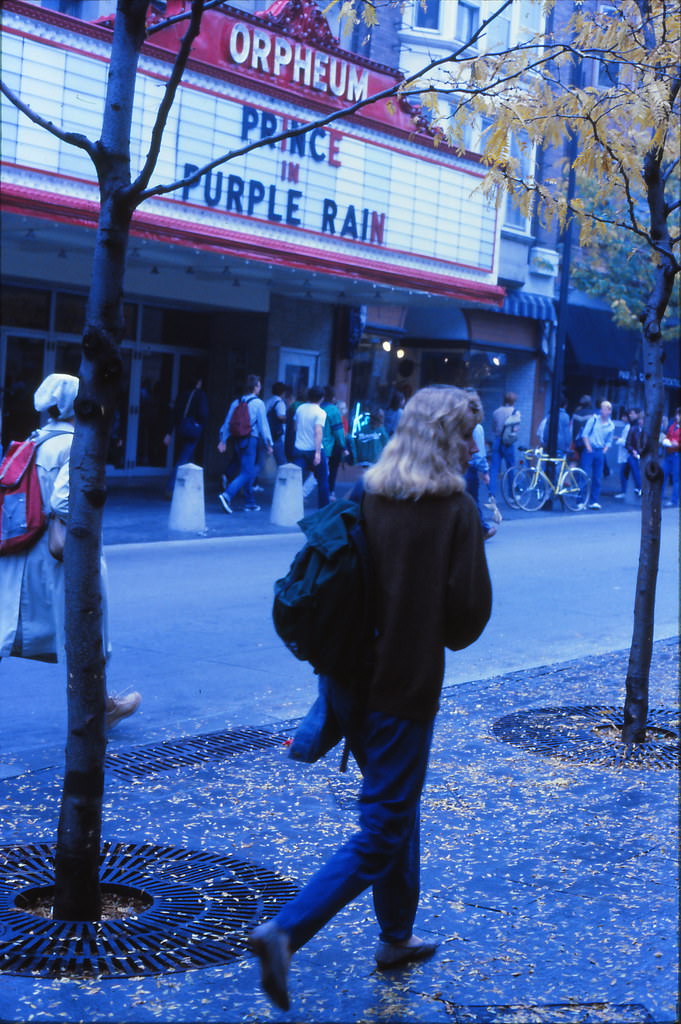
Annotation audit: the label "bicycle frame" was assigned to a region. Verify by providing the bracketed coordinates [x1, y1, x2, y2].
[513, 449, 590, 511]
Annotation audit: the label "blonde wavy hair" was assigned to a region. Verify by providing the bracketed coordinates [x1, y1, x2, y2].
[364, 386, 483, 500]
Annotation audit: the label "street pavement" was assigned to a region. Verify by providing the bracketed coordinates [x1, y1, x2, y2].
[0, 473, 678, 1023]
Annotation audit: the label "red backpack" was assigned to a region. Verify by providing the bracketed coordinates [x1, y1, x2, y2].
[0, 433, 65, 556]
[229, 395, 255, 438]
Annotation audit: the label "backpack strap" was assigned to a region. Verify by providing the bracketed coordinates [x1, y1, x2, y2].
[583, 414, 598, 439]
[182, 388, 196, 420]
[32, 427, 73, 447]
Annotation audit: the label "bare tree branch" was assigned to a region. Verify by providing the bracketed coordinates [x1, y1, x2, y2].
[128, 0, 204, 198]
[0, 79, 97, 159]
[145, 0, 224, 37]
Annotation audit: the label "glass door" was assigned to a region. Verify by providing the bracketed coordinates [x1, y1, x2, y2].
[136, 351, 174, 469]
[278, 347, 319, 400]
[1, 335, 46, 450]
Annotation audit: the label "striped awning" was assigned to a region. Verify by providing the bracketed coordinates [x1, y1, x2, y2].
[502, 291, 557, 324]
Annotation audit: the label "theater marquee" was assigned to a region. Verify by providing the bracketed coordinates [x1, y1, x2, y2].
[0, 0, 502, 300]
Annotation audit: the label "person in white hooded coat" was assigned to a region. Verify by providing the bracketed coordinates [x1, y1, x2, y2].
[0, 373, 140, 727]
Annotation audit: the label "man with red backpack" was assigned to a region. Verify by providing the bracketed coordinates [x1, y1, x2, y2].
[217, 374, 273, 513]
[0, 373, 140, 729]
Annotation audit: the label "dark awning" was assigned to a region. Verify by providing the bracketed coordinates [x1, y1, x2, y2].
[502, 291, 557, 323]
[565, 305, 640, 372]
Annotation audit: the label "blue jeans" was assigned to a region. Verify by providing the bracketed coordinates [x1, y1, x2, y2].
[664, 452, 679, 505]
[626, 453, 642, 490]
[465, 465, 491, 531]
[275, 677, 434, 951]
[489, 439, 515, 498]
[581, 447, 605, 502]
[272, 437, 286, 467]
[293, 448, 330, 508]
[226, 436, 258, 505]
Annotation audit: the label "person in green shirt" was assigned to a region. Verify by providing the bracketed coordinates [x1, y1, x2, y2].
[321, 386, 348, 499]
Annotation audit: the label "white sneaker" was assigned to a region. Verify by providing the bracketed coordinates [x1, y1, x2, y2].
[588, 501, 602, 510]
[106, 692, 141, 729]
[219, 492, 232, 514]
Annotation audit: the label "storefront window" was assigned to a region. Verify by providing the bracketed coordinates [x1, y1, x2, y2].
[142, 305, 211, 347]
[55, 292, 86, 334]
[1, 286, 50, 329]
[55, 292, 137, 338]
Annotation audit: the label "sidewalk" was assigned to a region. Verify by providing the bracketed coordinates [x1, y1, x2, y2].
[102, 462, 647, 548]
[0, 639, 677, 1023]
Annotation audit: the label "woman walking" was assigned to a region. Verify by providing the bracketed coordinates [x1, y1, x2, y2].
[249, 386, 492, 1010]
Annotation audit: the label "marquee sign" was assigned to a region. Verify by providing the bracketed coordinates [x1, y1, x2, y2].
[0, 0, 501, 299]
[152, 0, 403, 120]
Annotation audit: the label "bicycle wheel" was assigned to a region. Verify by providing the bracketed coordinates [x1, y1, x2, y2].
[560, 467, 591, 511]
[513, 468, 550, 511]
[501, 467, 519, 509]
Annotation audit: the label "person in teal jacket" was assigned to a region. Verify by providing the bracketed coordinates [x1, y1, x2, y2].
[321, 386, 348, 498]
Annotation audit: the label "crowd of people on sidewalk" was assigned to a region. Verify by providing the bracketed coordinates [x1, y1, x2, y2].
[160, 373, 678, 527]
[464, 392, 680, 522]
[214, 376, 394, 515]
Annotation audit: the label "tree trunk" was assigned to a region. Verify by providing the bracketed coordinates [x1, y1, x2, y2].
[621, 330, 665, 745]
[52, 0, 146, 921]
[621, 136, 677, 745]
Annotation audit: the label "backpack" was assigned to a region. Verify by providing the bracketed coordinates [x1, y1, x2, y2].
[501, 409, 521, 445]
[229, 395, 255, 438]
[0, 432, 65, 556]
[576, 414, 598, 450]
[267, 399, 284, 442]
[272, 491, 374, 683]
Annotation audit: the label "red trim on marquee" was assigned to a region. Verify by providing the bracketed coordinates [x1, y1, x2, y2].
[1, 183, 504, 306]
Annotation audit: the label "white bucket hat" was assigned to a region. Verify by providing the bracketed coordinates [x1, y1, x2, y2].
[34, 373, 79, 421]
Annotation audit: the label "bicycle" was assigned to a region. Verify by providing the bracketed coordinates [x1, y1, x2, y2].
[512, 449, 591, 511]
[501, 449, 539, 510]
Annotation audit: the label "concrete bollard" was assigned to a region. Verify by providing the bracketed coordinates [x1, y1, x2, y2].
[168, 463, 206, 533]
[270, 463, 304, 527]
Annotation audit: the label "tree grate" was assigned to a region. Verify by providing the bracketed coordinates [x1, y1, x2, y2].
[0, 841, 298, 978]
[105, 721, 300, 781]
[446, 1004, 654, 1023]
[492, 705, 679, 769]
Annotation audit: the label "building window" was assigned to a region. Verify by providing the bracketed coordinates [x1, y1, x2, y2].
[486, 12, 510, 52]
[597, 58, 620, 87]
[503, 133, 533, 232]
[414, 0, 441, 32]
[455, 1, 479, 44]
[41, 0, 88, 15]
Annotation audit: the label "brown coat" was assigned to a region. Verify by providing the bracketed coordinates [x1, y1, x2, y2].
[362, 489, 492, 722]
